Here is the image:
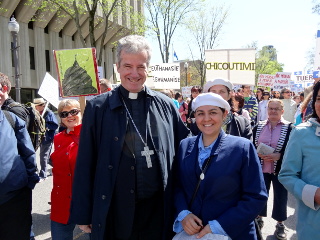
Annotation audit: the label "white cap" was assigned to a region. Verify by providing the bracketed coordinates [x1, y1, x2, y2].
[203, 78, 234, 93]
[192, 92, 231, 112]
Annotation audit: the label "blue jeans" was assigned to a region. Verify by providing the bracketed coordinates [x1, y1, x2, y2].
[51, 220, 75, 240]
[39, 141, 53, 178]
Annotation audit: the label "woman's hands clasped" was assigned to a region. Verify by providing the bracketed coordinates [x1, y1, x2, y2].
[182, 213, 212, 238]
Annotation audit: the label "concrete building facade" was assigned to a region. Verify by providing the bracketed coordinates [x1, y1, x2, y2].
[0, 0, 143, 103]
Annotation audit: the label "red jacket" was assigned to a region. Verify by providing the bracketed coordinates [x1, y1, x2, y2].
[50, 124, 81, 224]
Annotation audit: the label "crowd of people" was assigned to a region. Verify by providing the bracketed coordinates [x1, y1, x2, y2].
[0, 34, 320, 240]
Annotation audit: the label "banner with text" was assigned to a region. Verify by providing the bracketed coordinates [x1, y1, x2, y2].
[273, 72, 291, 91]
[257, 74, 275, 87]
[205, 48, 256, 86]
[182, 86, 193, 98]
[149, 63, 180, 89]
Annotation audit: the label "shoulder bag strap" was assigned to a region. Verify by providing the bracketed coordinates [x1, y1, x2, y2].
[188, 155, 214, 209]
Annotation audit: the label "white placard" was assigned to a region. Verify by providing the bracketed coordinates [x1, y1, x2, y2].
[38, 72, 60, 109]
[205, 48, 256, 86]
[149, 63, 180, 89]
[273, 72, 291, 91]
[294, 74, 313, 82]
[257, 74, 275, 87]
[98, 66, 104, 79]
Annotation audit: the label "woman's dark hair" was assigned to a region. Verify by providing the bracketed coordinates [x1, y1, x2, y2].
[234, 93, 244, 109]
[187, 86, 203, 119]
[256, 88, 264, 98]
[311, 81, 320, 121]
[263, 91, 271, 100]
[190, 86, 202, 99]
[175, 92, 182, 100]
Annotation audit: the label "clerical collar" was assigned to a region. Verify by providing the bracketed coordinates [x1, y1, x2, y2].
[119, 85, 146, 100]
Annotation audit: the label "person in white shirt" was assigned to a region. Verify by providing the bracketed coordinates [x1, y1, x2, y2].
[257, 92, 270, 121]
[280, 88, 297, 123]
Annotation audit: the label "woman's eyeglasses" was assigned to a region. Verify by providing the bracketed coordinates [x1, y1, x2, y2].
[59, 109, 81, 118]
[268, 107, 282, 111]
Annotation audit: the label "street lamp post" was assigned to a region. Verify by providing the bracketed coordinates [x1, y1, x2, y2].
[184, 62, 188, 87]
[8, 17, 21, 103]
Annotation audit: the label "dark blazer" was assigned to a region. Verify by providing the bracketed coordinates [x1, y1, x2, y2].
[174, 131, 268, 240]
[69, 86, 189, 240]
[227, 114, 252, 141]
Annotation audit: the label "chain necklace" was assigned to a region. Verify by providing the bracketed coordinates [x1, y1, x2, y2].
[121, 97, 154, 168]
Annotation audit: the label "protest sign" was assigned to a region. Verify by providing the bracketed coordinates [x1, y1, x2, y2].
[205, 48, 256, 86]
[149, 63, 180, 89]
[294, 74, 313, 82]
[54, 48, 100, 97]
[38, 72, 60, 109]
[273, 72, 291, 91]
[182, 86, 193, 98]
[257, 74, 275, 87]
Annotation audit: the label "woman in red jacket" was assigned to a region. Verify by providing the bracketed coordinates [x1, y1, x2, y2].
[50, 99, 82, 240]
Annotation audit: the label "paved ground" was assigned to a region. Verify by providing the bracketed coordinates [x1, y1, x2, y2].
[32, 151, 297, 240]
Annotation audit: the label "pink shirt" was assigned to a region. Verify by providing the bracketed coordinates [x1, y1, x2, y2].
[258, 119, 284, 173]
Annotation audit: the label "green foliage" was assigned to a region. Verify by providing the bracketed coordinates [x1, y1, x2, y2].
[26, 0, 145, 64]
[180, 60, 202, 87]
[0, 1, 8, 13]
[255, 45, 284, 85]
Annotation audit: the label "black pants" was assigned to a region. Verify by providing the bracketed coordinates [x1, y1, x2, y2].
[0, 187, 32, 240]
[260, 173, 288, 221]
[105, 191, 164, 240]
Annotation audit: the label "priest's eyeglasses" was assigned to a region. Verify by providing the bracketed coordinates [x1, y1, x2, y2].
[59, 109, 81, 118]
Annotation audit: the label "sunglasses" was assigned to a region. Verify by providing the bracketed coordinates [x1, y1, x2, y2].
[59, 109, 81, 118]
[284, 91, 291, 93]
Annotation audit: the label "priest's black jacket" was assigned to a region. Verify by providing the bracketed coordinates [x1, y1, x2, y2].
[69, 86, 190, 240]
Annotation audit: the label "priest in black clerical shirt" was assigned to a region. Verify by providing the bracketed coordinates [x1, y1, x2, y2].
[69, 35, 190, 240]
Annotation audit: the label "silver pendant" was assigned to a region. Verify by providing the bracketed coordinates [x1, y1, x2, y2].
[200, 173, 204, 180]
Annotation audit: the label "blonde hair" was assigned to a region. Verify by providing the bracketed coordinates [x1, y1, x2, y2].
[58, 99, 80, 114]
[267, 98, 284, 109]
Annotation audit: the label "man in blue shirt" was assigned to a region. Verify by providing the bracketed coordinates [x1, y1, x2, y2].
[0, 108, 39, 240]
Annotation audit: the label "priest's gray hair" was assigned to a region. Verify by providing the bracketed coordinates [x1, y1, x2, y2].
[116, 35, 152, 66]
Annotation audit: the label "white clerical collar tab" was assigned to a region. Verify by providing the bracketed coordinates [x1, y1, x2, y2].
[128, 92, 138, 99]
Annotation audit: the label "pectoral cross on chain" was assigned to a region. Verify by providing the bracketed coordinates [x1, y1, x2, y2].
[141, 145, 154, 168]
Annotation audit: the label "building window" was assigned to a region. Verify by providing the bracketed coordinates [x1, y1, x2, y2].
[59, 30, 62, 38]
[29, 47, 35, 70]
[44, 25, 49, 34]
[45, 50, 50, 72]
[28, 21, 33, 29]
[72, 34, 75, 41]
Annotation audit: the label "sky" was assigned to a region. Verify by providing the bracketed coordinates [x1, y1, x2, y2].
[146, 0, 319, 74]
